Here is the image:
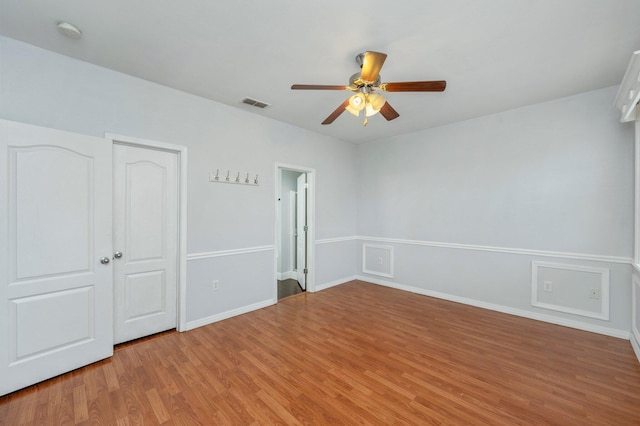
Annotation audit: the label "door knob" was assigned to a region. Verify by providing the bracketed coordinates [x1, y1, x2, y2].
[100, 257, 110, 264]
[113, 251, 123, 259]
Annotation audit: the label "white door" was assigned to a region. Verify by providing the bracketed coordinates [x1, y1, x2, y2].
[0, 119, 113, 396]
[296, 173, 307, 290]
[112, 144, 178, 344]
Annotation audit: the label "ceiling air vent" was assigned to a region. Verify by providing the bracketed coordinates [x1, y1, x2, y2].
[242, 97, 270, 109]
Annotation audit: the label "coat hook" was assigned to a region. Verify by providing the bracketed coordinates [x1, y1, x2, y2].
[211, 169, 258, 186]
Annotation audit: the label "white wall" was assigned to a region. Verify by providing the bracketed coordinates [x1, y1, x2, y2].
[357, 87, 635, 335]
[0, 36, 359, 327]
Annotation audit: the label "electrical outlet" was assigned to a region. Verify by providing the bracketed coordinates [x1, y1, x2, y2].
[589, 288, 600, 300]
[543, 281, 552, 292]
[212, 280, 220, 291]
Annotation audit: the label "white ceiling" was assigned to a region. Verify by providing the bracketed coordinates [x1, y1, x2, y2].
[1, 0, 639, 143]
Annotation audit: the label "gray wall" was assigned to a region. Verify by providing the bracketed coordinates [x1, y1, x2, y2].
[357, 86, 635, 335]
[0, 36, 359, 327]
[2, 34, 635, 336]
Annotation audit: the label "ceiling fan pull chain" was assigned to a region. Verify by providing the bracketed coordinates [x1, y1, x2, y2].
[363, 97, 369, 126]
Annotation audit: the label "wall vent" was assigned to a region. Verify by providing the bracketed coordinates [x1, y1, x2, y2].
[241, 97, 270, 109]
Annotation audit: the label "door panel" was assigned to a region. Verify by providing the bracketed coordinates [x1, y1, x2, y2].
[0, 119, 113, 396]
[125, 270, 166, 318]
[11, 287, 94, 360]
[113, 144, 178, 344]
[13, 147, 92, 279]
[127, 161, 166, 261]
[296, 173, 307, 290]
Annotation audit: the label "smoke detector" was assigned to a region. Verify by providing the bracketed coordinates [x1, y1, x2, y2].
[57, 21, 82, 39]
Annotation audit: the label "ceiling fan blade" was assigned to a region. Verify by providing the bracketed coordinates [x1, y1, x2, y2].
[379, 102, 400, 121]
[322, 99, 351, 125]
[380, 81, 447, 92]
[360, 51, 387, 83]
[291, 84, 351, 90]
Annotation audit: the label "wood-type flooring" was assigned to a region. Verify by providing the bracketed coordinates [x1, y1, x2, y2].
[1, 280, 640, 425]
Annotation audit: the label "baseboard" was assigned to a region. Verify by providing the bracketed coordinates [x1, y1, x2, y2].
[277, 271, 297, 281]
[356, 275, 630, 340]
[314, 276, 357, 292]
[185, 298, 275, 331]
[632, 329, 640, 364]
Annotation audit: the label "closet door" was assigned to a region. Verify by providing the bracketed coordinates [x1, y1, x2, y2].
[0, 119, 113, 396]
[112, 143, 178, 344]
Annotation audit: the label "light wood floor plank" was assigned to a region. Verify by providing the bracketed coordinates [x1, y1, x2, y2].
[1, 280, 640, 424]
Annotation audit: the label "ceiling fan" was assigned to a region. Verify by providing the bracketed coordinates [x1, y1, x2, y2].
[291, 51, 446, 126]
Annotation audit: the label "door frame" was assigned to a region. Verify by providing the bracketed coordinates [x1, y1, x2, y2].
[288, 190, 297, 273]
[295, 173, 307, 289]
[105, 133, 188, 332]
[275, 163, 315, 295]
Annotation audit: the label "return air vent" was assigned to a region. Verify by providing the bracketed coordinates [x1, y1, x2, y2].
[241, 97, 270, 109]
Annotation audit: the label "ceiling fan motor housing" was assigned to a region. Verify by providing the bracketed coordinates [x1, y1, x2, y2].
[349, 73, 381, 90]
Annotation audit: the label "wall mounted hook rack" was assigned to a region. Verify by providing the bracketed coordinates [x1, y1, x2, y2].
[209, 169, 259, 186]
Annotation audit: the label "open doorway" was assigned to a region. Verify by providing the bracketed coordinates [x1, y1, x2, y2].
[276, 164, 315, 300]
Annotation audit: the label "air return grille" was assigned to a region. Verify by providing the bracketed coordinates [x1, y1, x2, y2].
[241, 97, 270, 109]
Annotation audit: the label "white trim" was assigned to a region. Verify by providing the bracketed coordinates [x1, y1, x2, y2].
[358, 236, 632, 264]
[275, 163, 316, 295]
[356, 275, 629, 340]
[635, 117, 640, 264]
[316, 236, 358, 245]
[631, 331, 640, 365]
[315, 276, 356, 292]
[614, 50, 640, 122]
[104, 132, 189, 333]
[531, 261, 610, 321]
[362, 243, 394, 278]
[187, 245, 274, 261]
[106, 132, 188, 153]
[185, 299, 274, 331]
[288, 190, 296, 271]
[319, 235, 631, 266]
[633, 275, 640, 363]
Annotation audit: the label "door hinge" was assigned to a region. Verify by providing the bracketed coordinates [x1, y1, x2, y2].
[304, 183, 309, 189]
[303, 268, 308, 274]
[303, 225, 308, 232]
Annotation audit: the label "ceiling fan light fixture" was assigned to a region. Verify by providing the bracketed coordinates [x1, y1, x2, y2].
[346, 93, 365, 116]
[345, 106, 360, 117]
[368, 92, 386, 109]
[291, 50, 446, 126]
[362, 92, 385, 117]
[365, 104, 379, 117]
